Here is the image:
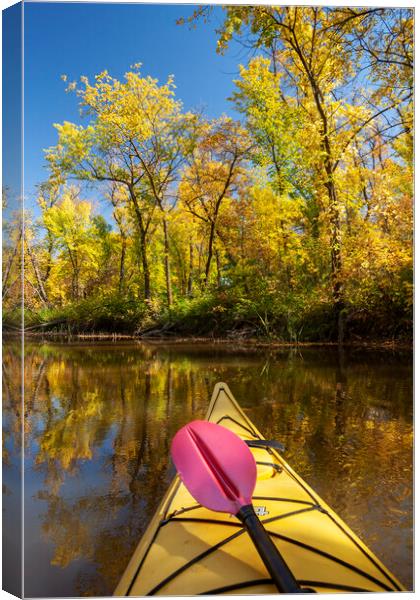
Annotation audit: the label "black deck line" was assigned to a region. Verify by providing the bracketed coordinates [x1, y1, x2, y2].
[162, 479, 182, 518]
[323, 510, 403, 591]
[162, 505, 319, 530]
[252, 496, 315, 506]
[261, 505, 320, 527]
[200, 579, 373, 595]
[216, 415, 258, 438]
[256, 461, 283, 474]
[146, 516, 392, 597]
[126, 477, 183, 594]
[163, 517, 243, 528]
[199, 578, 274, 594]
[146, 506, 318, 595]
[160, 504, 396, 593]
[298, 580, 372, 593]
[276, 459, 319, 505]
[266, 531, 394, 592]
[164, 496, 315, 522]
[146, 526, 247, 595]
[245, 439, 285, 452]
[163, 503, 201, 521]
[161, 497, 317, 525]
[126, 522, 162, 595]
[215, 404, 320, 507]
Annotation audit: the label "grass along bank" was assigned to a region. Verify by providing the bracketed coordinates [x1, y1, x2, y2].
[10, 289, 412, 345]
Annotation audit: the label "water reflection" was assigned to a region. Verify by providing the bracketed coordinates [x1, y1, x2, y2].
[2, 341, 23, 596]
[2, 341, 413, 596]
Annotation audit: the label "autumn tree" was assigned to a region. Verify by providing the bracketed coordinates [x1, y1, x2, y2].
[195, 5, 413, 337]
[42, 188, 101, 301]
[2, 187, 23, 310]
[46, 66, 195, 304]
[20, 8, 412, 341]
[180, 117, 252, 287]
[36, 180, 62, 289]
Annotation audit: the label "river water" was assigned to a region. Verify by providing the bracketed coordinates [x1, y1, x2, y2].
[2, 341, 413, 596]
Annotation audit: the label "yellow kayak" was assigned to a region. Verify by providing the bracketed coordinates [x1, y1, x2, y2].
[114, 382, 404, 595]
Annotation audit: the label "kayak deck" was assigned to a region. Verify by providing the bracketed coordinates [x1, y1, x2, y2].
[114, 382, 403, 595]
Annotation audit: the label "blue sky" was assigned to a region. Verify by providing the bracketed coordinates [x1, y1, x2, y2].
[23, 2, 248, 211]
[3, 2, 22, 223]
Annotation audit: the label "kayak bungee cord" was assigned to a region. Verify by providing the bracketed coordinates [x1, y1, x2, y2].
[151, 501, 396, 593]
[115, 383, 404, 596]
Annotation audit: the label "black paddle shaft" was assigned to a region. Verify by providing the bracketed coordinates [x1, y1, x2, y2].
[236, 505, 302, 593]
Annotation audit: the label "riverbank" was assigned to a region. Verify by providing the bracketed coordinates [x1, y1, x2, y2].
[7, 330, 412, 352]
[4, 290, 412, 347]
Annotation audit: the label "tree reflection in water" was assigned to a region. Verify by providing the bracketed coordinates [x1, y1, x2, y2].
[2, 341, 412, 596]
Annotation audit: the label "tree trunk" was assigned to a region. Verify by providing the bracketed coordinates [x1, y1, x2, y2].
[139, 231, 151, 301]
[324, 170, 343, 309]
[119, 232, 126, 293]
[198, 241, 205, 285]
[279, 220, 292, 289]
[25, 237, 49, 304]
[162, 216, 173, 307]
[215, 249, 222, 289]
[204, 221, 216, 287]
[43, 233, 55, 285]
[322, 162, 345, 344]
[2, 231, 22, 299]
[187, 242, 194, 296]
[129, 187, 151, 301]
[312, 106, 343, 317]
[287, 23, 344, 335]
[73, 265, 80, 300]
[66, 246, 79, 300]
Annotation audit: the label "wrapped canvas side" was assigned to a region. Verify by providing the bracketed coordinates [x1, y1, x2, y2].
[2, 2, 23, 598]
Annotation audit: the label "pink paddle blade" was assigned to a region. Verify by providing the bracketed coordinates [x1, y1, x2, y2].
[171, 420, 257, 514]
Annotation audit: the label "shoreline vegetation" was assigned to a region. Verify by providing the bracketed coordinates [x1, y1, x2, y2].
[5, 288, 412, 347]
[4, 303, 412, 351]
[3, 8, 413, 347]
[13, 334, 413, 352]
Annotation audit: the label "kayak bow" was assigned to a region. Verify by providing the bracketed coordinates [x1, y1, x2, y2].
[114, 382, 404, 595]
[171, 420, 303, 593]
